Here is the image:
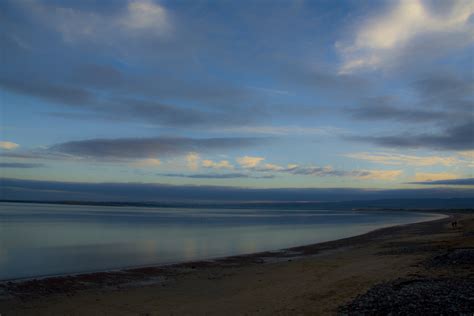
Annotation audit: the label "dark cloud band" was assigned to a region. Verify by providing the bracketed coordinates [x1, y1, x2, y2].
[408, 178, 474, 186]
[348, 121, 474, 151]
[1, 178, 473, 202]
[0, 162, 45, 168]
[49, 137, 268, 159]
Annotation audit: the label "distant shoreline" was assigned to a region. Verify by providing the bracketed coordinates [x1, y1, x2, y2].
[2, 198, 473, 210]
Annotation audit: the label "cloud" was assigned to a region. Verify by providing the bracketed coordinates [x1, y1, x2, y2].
[48, 137, 265, 160]
[0, 162, 44, 168]
[287, 165, 341, 176]
[352, 169, 403, 180]
[338, 0, 474, 73]
[255, 163, 290, 172]
[2, 177, 472, 202]
[458, 150, 474, 160]
[236, 157, 403, 180]
[0, 150, 73, 161]
[279, 62, 367, 95]
[346, 152, 467, 166]
[158, 173, 273, 179]
[412, 71, 474, 115]
[186, 152, 200, 171]
[122, 0, 171, 34]
[236, 156, 265, 168]
[0, 77, 254, 128]
[4, 140, 392, 182]
[1, 2, 347, 133]
[26, 0, 173, 43]
[414, 172, 460, 182]
[0, 78, 93, 106]
[349, 96, 456, 123]
[346, 73, 473, 152]
[233, 156, 403, 181]
[348, 121, 474, 151]
[140, 153, 405, 181]
[287, 166, 402, 180]
[414, 72, 474, 106]
[0, 69, 268, 130]
[112, 99, 216, 126]
[0, 2, 275, 131]
[0, 141, 19, 150]
[0, 76, 234, 128]
[131, 158, 161, 168]
[218, 126, 346, 136]
[409, 178, 474, 186]
[202, 159, 234, 170]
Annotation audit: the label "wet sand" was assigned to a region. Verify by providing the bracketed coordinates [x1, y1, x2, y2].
[1, 211, 473, 315]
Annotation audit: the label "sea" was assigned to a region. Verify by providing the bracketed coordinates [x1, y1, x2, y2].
[0, 202, 443, 280]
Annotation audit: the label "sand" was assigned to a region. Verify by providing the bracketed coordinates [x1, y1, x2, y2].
[1, 211, 473, 315]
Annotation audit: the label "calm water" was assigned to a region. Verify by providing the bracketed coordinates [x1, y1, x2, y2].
[0, 202, 442, 280]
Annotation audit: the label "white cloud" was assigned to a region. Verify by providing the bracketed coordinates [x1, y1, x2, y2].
[236, 156, 265, 168]
[0, 141, 19, 150]
[26, 0, 172, 43]
[229, 155, 403, 181]
[132, 158, 161, 167]
[259, 163, 286, 171]
[170, 153, 404, 181]
[233, 156, 402, 180]
[121, 0, 171, 33]
[186, 152, 200, 171]
[346, 152, 466, 166]
[338, 0, 474, 73]
[415, 172, 460, 182]
[355, 169, 403, 180]
[202, 159, 234, 170]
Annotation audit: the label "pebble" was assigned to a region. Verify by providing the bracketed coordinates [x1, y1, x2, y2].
[427, 248, 474, 267]
[338, 278, 474, 315]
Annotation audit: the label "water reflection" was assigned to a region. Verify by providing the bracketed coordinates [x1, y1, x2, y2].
[0, 202, 441, 280]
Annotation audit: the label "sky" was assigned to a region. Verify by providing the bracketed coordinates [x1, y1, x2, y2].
[0, 0, 473, 201]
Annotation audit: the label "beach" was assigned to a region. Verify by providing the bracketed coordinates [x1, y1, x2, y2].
[1, 211, 473, 315]
[3, 0, 473, 314]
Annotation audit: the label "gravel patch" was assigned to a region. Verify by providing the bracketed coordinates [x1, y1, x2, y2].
[339, 278, 474, 315]
[427, 248, 474, 267]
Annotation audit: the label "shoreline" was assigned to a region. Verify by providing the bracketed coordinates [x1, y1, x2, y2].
[1, 211, 472, 315]
[0, 211, 447, 284]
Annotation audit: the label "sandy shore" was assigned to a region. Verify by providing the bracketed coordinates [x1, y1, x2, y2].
[1, 211, 473, 315]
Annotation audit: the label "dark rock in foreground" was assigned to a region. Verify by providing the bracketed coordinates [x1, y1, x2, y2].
[339, 278, 474, 315]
